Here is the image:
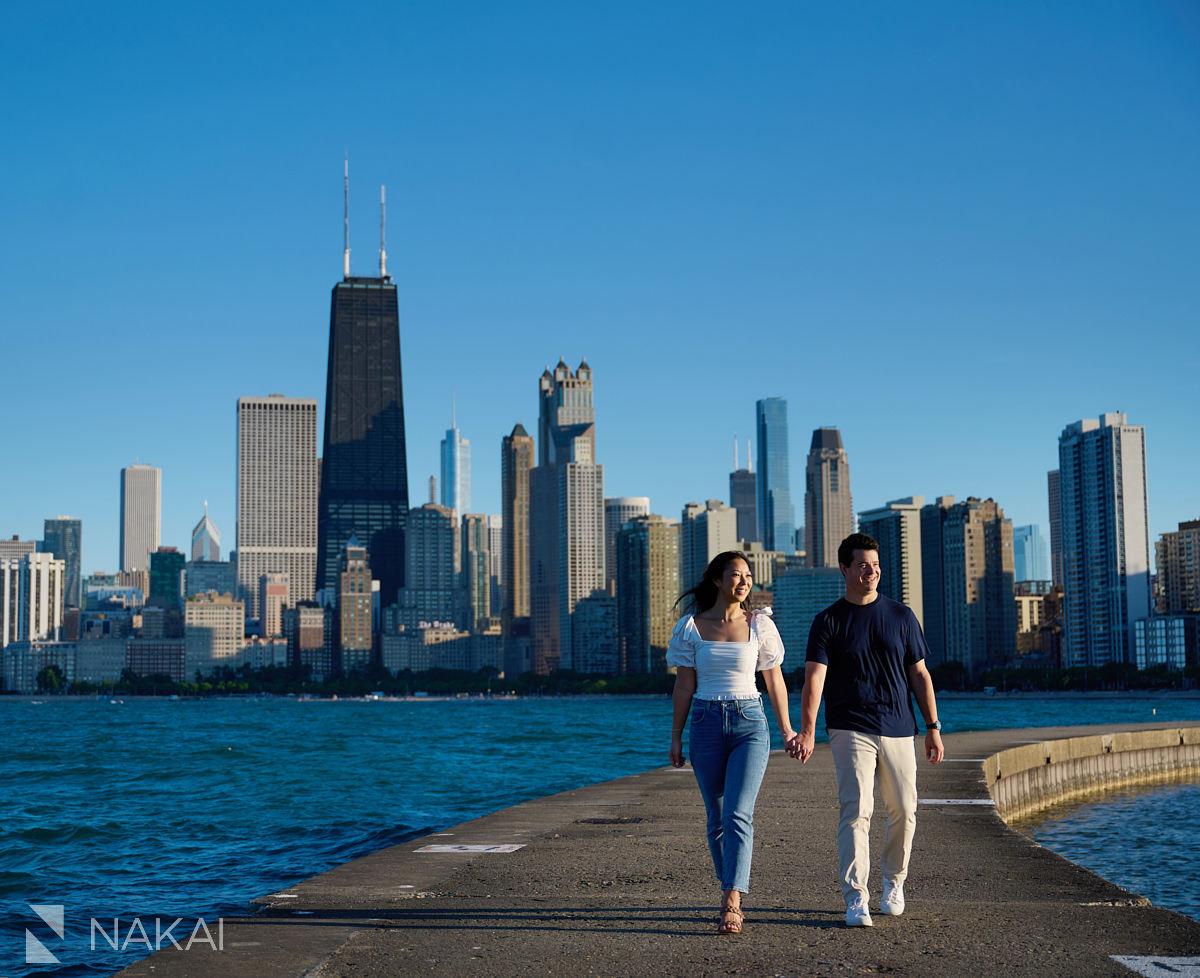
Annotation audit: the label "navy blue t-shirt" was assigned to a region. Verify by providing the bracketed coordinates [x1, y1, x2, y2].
[805, 594, 928, 737]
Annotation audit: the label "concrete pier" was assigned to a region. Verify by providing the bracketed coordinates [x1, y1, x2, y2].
[115, 722, 1200, 978]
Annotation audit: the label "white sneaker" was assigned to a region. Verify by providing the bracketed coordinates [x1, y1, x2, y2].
[880, 878, 905, 916]
[845, 895, 873, 927]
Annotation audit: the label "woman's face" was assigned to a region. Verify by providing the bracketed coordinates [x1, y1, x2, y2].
[715, 558, 753, 604]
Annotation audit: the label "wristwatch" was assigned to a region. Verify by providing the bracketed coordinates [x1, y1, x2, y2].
[927, 720, 942, 732]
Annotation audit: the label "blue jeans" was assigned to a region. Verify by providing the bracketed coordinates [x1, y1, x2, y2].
[688, 696, 770, 893]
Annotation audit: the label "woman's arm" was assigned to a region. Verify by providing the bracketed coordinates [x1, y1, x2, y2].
[796, 661, 827, 762]
[760, 665, 797, 750]
[670, 666, 697, 768]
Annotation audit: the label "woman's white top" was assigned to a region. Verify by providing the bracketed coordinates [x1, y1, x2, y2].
[665, 609, 786, 700]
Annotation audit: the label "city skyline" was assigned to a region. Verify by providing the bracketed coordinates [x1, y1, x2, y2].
[4, 2, 1198, 575]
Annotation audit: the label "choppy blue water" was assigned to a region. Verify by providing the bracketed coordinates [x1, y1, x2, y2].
[2, 693, 1198, 977]
[1015, 777, 1200, 922]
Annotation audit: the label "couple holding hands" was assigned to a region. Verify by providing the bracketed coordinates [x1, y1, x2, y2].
[669, 534, 944, 934]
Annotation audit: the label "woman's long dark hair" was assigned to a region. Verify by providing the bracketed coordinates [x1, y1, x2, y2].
[674, 550, 753, 615]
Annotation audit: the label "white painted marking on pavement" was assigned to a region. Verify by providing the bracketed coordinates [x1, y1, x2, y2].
[416, 844, 526, 853]
[274, 893, 299, 898]
[918, 798, 995, 805]
[942, 758, 987, 762]
[1112, 956, 1200, 976]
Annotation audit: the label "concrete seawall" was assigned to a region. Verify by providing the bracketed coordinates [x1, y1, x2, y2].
[114, 722, 1200, 978]
[985, 726, 1200, 820]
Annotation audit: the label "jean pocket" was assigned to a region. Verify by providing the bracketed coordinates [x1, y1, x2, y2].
[739, 701, 766, 722]
[691, 705, 709, 724]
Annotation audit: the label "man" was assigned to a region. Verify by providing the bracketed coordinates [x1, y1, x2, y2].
[795, 532, 944, 927]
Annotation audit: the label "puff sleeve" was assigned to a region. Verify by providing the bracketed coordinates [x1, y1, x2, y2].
[752, 609, 785, 671]
[665, 615, 697, 669]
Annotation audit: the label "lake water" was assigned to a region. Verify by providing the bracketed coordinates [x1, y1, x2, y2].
[3, 693, 1198, 977]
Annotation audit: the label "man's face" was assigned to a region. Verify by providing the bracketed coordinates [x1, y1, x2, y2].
[840, 549, 881, 599]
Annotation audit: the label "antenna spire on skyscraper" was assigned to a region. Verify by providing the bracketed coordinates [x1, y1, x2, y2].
[379, 184, 388, 279]
[343, 155, 351, 279]
[734, 434, 739, 470]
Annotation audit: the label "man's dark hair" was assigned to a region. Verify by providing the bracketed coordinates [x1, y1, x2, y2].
[837, 533, 881, 569]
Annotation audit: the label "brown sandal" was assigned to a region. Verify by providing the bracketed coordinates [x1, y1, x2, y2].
[718, 903, 744, 935]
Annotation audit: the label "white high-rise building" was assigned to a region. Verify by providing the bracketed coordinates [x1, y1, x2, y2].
[680, 500, 740, 590]
[236, 395, 318, 620]
[120, 463, 161, 572]
[1057, 413, 1150, 668]
[185, 591, 245, 677]
[1, 553, 65, 649]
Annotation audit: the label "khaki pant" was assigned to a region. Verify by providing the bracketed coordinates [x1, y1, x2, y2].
[828, 728, 918, 906]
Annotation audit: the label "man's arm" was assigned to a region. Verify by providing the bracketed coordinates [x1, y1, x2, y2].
[907, 659, 944, 764]
[795, 661, 826, 763]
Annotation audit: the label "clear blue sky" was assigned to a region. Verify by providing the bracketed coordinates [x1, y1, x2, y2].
[2, 1, 1198, 576]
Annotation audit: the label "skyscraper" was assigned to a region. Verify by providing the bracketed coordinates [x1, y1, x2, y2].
[487, 514, 503, 617]
[0, 553, 64, 649]
[120, 463, 161, 572]
[804, 427, 854, 569]
[530, 358, 604, 673]
[680, 500, 739, 590]
[756, 398, 793, 553]
[184, 591, 244, 679]
[1157, 520, 1200, 614]
[1047, 469, 1062, 587]
[237, 395, 318, 621]
[337, 536, 374, 672]
[1012, 525, 1051, 583]
[191, 503, 221, 562]
[1057, 413, 1150, 668]
[604, 497, 650, 593]
[42, 516, 82, 610]
[729, 437, 756, 545]
[317, 178, 409, 605]
[616, 514, 679, 675]
[920, 495, 1016, 678]
[857, 496, 924, 627]
[440, 404, 471, 515]
[400, 503, 459, 627]
[258, 572, 290, 638]
[773, 568, 846, 671]
[461, 513, 491, 629]
[500, 423, 534, 625]
[148, 547, 186, 610]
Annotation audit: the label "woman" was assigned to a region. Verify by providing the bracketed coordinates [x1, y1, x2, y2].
[669, 551, 798, 935]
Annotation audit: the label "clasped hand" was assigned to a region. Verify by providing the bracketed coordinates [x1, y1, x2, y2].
[783, 731, 813, 763]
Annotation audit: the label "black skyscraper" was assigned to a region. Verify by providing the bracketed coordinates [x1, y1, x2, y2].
[316, 276, 409, 603]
